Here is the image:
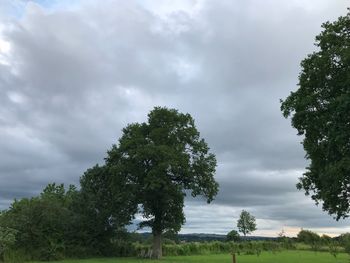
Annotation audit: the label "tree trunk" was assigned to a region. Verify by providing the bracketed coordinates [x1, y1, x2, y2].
[152, 231, 162, 259]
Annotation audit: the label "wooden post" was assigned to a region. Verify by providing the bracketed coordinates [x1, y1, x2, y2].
[232, 253, 236, 263]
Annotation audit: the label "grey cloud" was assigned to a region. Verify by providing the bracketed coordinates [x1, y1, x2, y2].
[0, 0, 349, 235]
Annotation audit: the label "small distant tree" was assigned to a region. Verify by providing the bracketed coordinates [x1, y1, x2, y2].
[328, 241, 339, 258]
[163, 230, 179, 244]
[321, 234, 332, 245]
[297, 230, 320, 244]
[297, 229, 321, 252]
[278, 229, 286, 238]
[277, 229, 292, 249]
[226, 230, 240, 242]
[237, 210, 257, 237]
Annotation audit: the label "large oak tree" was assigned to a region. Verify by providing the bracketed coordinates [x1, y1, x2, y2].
[281, 10, 350, 219]
[106, 107, 218, 258]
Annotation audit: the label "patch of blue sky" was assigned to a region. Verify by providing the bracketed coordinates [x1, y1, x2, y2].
[36, 0, 83, 12]
[1, 0, 83, 20]
[0, 1, 26, 20]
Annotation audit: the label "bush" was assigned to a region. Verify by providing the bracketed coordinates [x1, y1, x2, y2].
[280, 238, 296, 250]
[3, 249, 27, 263]
[343, 239, 350, 255]
[0, 227, 17, 262]
[297, 230, 321, 245]
[329, 241, 339, 258]
[226, 230, 240, 242]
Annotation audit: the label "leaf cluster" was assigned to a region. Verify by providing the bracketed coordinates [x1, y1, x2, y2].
[281, 11, 350, 219]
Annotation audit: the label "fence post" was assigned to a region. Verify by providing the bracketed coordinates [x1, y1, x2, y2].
[232, 253, 236, 263]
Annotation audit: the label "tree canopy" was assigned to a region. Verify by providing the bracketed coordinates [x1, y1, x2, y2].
[297, 230, 320, 245]
[281, 10, 350, 220]
[237, 210, 257, 236]
[226, 230, 240, 242]
[0, 184, 78, 260]
[0, 226, 17, 261]
[0, 182, 131, 260]
[105, 107, 218, 258]
[78, 164, 138, 248]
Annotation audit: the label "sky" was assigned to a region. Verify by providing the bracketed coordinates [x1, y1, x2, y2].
[0, 0, 349, 237]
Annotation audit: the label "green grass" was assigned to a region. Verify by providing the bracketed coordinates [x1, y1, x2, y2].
[30, 251, 349, 263]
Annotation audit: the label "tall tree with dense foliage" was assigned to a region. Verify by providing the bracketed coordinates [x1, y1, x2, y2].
[281, 10, 350, 219]
[106, 107, 218, 258]
[237, 210, 257, 236]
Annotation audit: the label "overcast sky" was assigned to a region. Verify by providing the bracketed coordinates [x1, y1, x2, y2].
[0, 0, 349, 237]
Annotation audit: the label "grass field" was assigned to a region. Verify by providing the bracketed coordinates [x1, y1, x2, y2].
[30, 251, 349, 263]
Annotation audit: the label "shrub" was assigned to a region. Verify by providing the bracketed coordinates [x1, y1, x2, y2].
[226, 230, 240, 242]
[297, 230, 321, 244]
[328, 241, 339, 258]
[3, 249, 27, 263]
[0, 227, 17, 262]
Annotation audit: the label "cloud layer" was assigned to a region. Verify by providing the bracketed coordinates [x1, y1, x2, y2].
[0, 0, 349, 236]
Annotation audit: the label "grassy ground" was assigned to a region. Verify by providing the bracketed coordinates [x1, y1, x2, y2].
[30, 251, 349, 263]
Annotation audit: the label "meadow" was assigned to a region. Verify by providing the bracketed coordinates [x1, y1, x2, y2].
[30, 251, 349, 263]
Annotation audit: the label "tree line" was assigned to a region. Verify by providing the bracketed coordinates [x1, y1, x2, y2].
[0, 107, 219, 261]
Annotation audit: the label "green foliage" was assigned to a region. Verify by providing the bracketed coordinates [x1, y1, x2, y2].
[79, 165, 137, 229]
[133, 241, 286, 258]
[52, 240, 287, 259]
[281, 10, 350, 219]
[226, 230, 240, 242]
[237, 210, 257, 236]
[297, 230, 324, 253]
[321, 234, 332, 245]
[25, 251, 350, 263]
[338, 233, 350, 255]
[77, 165, 137, 255]
[162, 231, 179, 244]
[297, 230, 320, 245]
[0, 227, 17, 261]
[105, 107, 218, 257]
[0, 183, 127, 260]
[0, 184, 76, 260]
[3, 249, 27, 263]
[339, 233, 350, 244]
[276, 230, 296, 250]
[240, 242, 262, 256]
[343, 240, 350, 256]
[328, 241, 339, 258]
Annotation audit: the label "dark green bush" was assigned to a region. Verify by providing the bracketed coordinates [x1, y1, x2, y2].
[3, 249, 27, 263]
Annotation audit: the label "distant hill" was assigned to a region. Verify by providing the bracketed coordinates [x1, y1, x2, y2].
[178, 233, 226, 242]
[178, 233, 277, 242]
[140, 232, 277, 242]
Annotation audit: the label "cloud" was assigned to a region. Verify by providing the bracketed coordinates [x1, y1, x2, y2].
[0, 0, 349, 236]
